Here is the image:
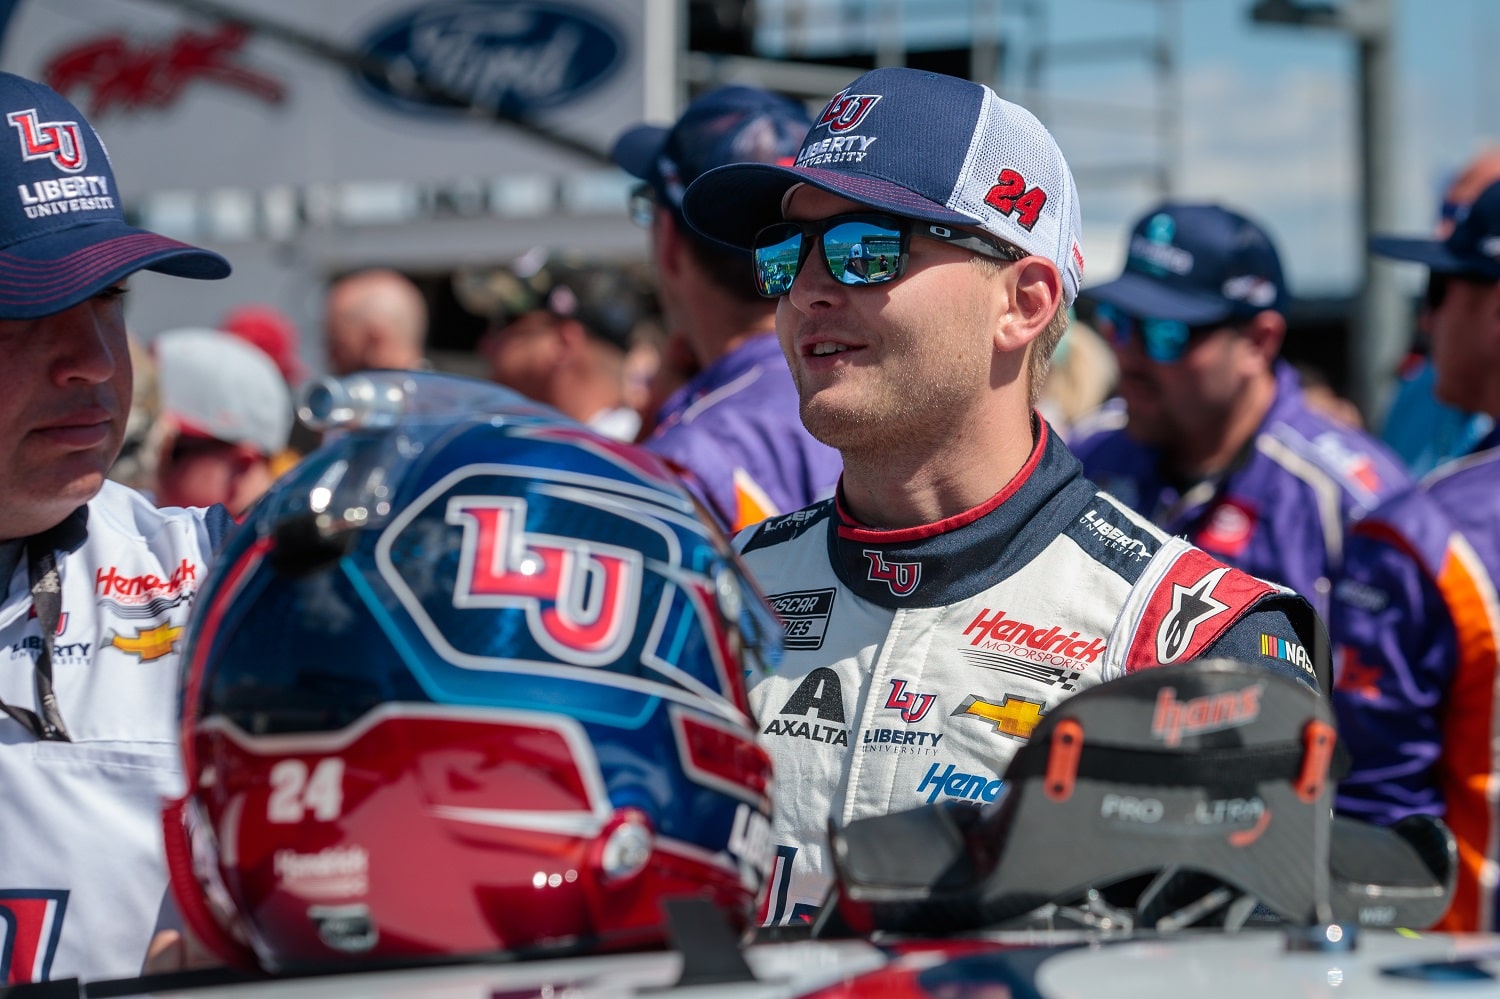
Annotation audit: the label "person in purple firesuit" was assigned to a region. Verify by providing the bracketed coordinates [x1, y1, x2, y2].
[1068, 203, 1411, 621]
[611, 86, 843, 532]
[1330, 177, 1500, 932]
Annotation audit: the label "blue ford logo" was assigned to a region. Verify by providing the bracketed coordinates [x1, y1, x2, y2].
[355, 1, 623, 117]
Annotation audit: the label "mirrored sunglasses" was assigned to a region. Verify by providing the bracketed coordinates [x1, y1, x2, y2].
[751, 212, 1025, 299]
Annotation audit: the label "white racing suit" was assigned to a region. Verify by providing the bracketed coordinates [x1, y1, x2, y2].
[736, 421, 1326, 924]
[0, 482, 229, 984]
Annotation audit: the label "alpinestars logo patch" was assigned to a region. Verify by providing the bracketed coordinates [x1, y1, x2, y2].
[1157, 568, 1231, 664]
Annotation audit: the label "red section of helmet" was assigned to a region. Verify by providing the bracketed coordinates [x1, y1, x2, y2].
[171, 708, 757, 970]
[673, 708, 772, 811]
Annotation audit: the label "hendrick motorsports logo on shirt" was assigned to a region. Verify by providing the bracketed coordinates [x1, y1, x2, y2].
[957, 606, 1103, 691]
[95, 559, 199, 608]
[916, 761, 1004, 805]
[962, 608, 1106, 663]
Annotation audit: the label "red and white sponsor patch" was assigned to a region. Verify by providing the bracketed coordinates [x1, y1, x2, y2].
[1125, 548, 1277, 672]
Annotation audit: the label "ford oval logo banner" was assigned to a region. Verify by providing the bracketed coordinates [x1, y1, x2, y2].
[356, 1, 623, 117]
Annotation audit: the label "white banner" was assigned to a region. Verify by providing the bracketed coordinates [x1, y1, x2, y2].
[0, 0, 670, 194]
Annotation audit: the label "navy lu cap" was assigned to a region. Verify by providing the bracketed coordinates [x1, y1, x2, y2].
[0, 72, 229, 320]
[1370, 177, 1500, 282]
[1083, 203, 1286, 326]
[610, 85, 812, 214]
[680, 67, 1085, 305]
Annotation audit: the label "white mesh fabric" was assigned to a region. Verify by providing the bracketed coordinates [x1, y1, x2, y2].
[949, 88, 1084, 305]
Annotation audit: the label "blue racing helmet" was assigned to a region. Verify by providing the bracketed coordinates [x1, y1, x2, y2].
[164, 372, 781, 972]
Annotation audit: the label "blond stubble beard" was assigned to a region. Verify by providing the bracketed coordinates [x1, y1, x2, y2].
[795, 317, 997, 468]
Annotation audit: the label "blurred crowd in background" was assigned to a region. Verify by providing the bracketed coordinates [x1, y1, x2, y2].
[108, 151, 1480, 528]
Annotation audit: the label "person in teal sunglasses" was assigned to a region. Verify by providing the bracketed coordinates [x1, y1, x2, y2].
[1070, 203, 1410, 622]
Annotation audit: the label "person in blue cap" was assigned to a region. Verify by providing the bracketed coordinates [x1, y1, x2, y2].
[0, 72, 232, 983]
[678, 66, 1329, 926]
[1069, 203, 1410, 621]
[611, 86, 843, 532]
[1331, 176, 1500, 932]
[1376, 149, 1500, 475]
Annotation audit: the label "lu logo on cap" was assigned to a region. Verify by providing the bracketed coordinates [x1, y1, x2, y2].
[0, 72, 228, 320]
[680, 67, 1085, 305]
[8, 109, 86, 172]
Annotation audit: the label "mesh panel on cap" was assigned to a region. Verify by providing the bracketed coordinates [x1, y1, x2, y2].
[950, 89, 1083, 304]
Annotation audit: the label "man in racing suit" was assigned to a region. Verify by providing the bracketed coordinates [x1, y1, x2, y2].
[0, 73, 231, 983]
[680, 67, 1330, 922]
[1331, 178, 1500, 932]
[1069, 204, 1410, 621]
[612, 86, 843, 532]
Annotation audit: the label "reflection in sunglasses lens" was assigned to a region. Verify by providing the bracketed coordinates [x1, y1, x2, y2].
[752, 215, 909, 297]
[754, 228, 803, 297]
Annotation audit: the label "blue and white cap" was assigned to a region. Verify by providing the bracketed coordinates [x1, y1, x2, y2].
[0, 72, 228, 320]
[680, 67, 1084, 305]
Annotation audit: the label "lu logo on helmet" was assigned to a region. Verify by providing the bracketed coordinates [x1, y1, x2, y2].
[448, 495, 641, 664]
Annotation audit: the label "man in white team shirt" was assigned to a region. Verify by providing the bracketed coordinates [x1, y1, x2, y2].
[0, 72, 231, 984]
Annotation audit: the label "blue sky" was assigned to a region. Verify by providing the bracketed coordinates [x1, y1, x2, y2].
[756, 0, 1491, 295]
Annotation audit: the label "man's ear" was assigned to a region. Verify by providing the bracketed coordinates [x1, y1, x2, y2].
[997, 258, 1063, 352]
[1242, 309, 1287, 366]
